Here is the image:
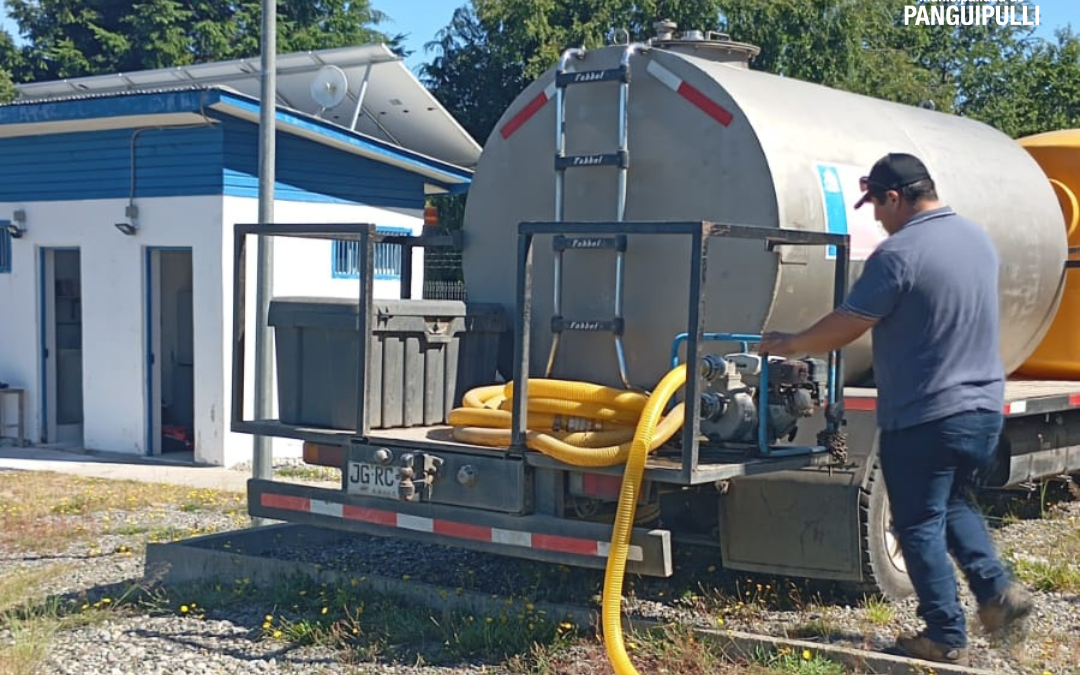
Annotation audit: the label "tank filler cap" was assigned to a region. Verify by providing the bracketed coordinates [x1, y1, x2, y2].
[650, 19, 760, 68]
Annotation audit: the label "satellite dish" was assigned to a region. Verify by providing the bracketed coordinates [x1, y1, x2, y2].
[310, 65, 349, 110]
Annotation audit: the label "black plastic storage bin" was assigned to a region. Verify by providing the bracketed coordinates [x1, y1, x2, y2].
[269, 297, 505, 430]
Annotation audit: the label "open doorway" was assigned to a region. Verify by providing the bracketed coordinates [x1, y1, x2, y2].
[40, 248, 83, 445]
[146, 248, 194, 460]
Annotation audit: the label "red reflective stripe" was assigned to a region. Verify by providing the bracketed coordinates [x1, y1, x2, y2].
[434, 520, 492, 542]
[343, 505, 397, 526]
[261, 493, 309, 512]
[676, 81, 733, 127]
[262, 493, 607, 558]
[500, 91, 549, 139]
[533, 533, 598, 556]
[1069, 393, 1080, 406]
[845, 398, 876, 411]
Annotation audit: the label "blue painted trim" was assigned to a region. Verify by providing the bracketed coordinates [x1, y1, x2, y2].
[145, 250, 153, 457]
[212, 93, 473, 186]
[144, 246, 194, 456]
[38, 246, 80, 443]
[0, 221, 11, 273]
[0, 89, 223, 125]
[39, 249, 46, 441]
[331, 226, 412, 280]
[0, 88, 473, 190]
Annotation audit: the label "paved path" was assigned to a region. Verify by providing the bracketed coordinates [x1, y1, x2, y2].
[0, 444, 254, 492]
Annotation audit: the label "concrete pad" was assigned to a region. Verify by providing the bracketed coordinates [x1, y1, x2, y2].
[145, 523, 994, 675]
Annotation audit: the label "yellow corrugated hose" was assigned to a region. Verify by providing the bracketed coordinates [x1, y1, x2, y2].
[448, 365, 689, 675]
[601, 364, 686, 675]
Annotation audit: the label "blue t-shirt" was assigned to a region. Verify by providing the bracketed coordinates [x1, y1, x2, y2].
[838, 206, 1005, 431]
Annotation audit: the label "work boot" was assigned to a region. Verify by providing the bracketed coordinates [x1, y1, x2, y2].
[895, 632, 970, 666]
[978, 583, 1034, 635]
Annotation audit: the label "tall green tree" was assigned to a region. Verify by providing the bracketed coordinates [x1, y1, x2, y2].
[4, 0, 405, 81]
[0, 30, 19, 102]
[420, 0, 730, 143]
[955, 27, 1080, 138]
[421, 0, 1080, 143]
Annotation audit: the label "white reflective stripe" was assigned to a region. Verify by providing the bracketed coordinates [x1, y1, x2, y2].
[646, 61, 682, 92]
[491, 528, 532, 547]
[1010, 400, 1028, 414]
[598, 541, 644, 562]
[310, 499, 343, 518]
[397, 514, 434, 532]
[544, 81, 557, 98]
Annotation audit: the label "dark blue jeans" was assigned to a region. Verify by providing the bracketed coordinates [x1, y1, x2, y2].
[879, 410, 1011, 648]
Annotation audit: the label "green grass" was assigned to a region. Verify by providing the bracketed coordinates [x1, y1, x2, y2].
[1012, 557, 1080, 594]
[860, 595, 895, 626]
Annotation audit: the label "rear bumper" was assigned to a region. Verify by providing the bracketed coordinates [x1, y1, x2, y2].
[248, 479, 674, 577]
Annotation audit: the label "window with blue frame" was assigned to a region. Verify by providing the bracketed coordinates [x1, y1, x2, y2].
[331, 226, 412, 280]
[0, 221, 12, 273]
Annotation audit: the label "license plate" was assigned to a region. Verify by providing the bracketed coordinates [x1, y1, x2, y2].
[346, 461, 400, 499]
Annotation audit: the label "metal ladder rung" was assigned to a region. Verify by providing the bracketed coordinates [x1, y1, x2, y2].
[555, 66, 629, 87]
[555, 152, 628, 170]
[551, 317, 624, 333]
[553, 235, 627, 252]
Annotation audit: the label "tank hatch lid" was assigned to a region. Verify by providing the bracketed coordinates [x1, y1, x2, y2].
[649, 20, 760, 67]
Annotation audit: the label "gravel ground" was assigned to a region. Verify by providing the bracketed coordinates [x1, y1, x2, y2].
[2, 476, 1078, 675]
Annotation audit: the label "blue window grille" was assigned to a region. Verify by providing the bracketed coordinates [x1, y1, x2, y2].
[0, 221, 12, 273]
[331, 226, 412, 280]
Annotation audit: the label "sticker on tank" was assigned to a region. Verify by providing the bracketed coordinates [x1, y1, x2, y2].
[815, 162, 889, 261]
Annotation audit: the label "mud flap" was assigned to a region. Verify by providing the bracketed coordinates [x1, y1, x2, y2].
[717, 467, 864, 582]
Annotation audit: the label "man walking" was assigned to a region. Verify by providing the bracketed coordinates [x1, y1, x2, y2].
[760, 153, 1033, 666]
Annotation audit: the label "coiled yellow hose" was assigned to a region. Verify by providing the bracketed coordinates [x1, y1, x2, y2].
[448, 366, 689, 675]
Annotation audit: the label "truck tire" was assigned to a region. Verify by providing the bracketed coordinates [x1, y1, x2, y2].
[859, 461, 914, 599]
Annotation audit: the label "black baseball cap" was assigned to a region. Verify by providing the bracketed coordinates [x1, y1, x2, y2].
[854, 153, 932, 209]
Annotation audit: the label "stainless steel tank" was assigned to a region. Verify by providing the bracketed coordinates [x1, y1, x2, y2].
[462, 30, 1067, 389]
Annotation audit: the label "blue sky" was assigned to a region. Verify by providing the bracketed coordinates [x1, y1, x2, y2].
[3, 0, 1078, 76]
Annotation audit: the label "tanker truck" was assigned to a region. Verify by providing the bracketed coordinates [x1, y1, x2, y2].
[234, 24, 1080, 600]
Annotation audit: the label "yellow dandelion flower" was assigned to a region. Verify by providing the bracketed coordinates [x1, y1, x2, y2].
[321, 607, 328, 615]
[180, 605, 189, 614]
[265, 614, 274, 622]
[717, 617, 725, 626]
[802, 649, 812, 660]
[273, 630, 282, 639]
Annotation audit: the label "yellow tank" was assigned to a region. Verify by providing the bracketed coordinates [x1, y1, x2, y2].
[1016, 129, 1080, 379]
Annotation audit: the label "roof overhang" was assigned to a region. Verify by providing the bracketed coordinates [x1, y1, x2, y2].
[13, 44, 481, 169]
[0, 87, 473, 194]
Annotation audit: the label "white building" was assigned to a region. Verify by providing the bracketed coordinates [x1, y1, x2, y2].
[0, 46, 480, 466]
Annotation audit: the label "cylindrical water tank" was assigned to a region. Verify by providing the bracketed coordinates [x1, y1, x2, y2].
[462, 38, 1067, 389]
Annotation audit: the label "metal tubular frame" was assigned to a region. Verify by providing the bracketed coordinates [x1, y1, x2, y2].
[514, 220, 851, 482]
[230, 222, 459, 442]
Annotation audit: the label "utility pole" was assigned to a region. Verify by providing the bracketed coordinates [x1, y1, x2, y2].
[252, 0, 276, 526]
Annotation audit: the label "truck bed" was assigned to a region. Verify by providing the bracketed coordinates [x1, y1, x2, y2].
[282, 378, 1080, 485]
[845, 378, 1080, 416]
